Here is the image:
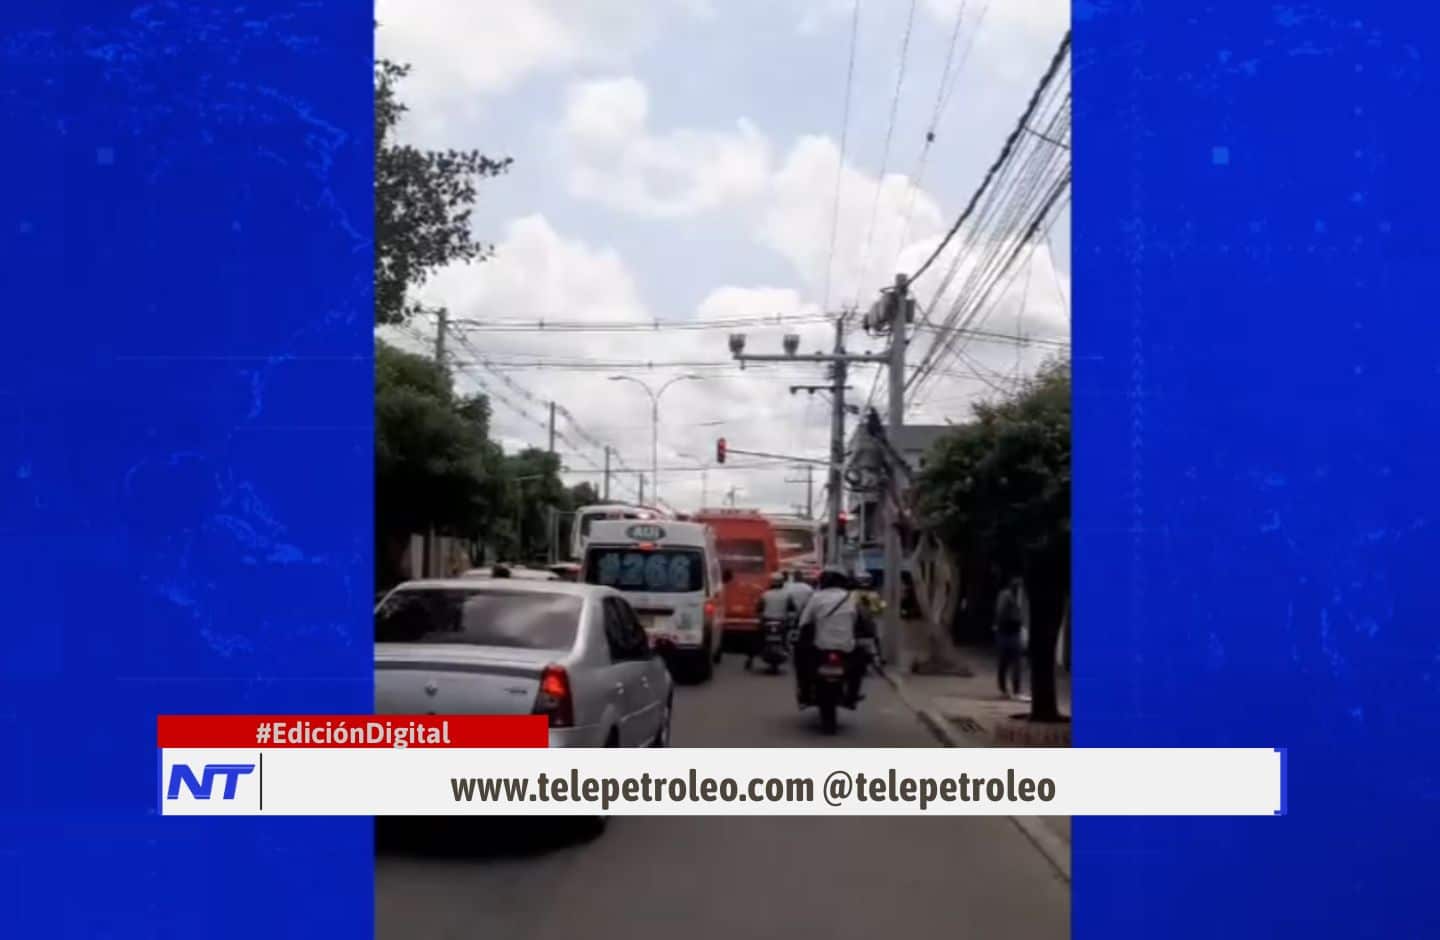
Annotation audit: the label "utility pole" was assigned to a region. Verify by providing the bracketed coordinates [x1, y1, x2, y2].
[785, 464, 816, 520]
[548, 401, 556, 455]
[638, 473, 645, 506]
[742, 316, 874, 569]
[874, 273, 912, 661]
[603, 446, 611, 501]
[827, 319, 847, 567]
[435, 308, 447, 367]
[428, 309, 449, 577]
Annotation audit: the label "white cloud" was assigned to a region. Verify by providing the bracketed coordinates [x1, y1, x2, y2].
[556, 77, 950, 310]
[375, 0, 1072, 513]
[376, 0, 709, 140]
[758, 135, 946, 312]
[559, 78, 773, 217]
[384, 217, 854, 513]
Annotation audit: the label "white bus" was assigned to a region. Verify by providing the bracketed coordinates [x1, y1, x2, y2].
[569, 504, 667, 562]
[581, 519, 725, 681]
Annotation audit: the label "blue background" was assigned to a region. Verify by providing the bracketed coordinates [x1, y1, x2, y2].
[1075, 2, 1440, 937]
[0, 2, 373, 936]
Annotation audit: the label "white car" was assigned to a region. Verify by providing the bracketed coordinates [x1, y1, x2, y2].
[374, 579, 673, 749]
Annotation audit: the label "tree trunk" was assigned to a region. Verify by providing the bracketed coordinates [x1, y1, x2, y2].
[1025, 552, 1069, 723]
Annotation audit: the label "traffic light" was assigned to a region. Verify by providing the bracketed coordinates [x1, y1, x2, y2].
[836, 510, 849, 539]
[716, 438, 727, 464]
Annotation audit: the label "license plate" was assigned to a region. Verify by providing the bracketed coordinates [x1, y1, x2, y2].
[817, 664, 844, 678]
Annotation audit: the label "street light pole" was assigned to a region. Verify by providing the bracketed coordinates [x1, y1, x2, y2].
[608, 374, 702, 507]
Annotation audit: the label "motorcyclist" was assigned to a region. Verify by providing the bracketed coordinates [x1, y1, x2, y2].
[794, 567, 869, 707]
[785, 567, 815, 612]
[750, 571, 797, 671]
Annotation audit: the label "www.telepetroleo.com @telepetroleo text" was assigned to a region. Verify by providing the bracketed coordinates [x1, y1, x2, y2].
[450, 768, 1058, 811]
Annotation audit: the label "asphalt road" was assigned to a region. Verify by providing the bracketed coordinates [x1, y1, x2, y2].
[376, 652, 1070, 939]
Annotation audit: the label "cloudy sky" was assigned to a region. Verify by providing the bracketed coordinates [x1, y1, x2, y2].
[376, 0, 1071, 515]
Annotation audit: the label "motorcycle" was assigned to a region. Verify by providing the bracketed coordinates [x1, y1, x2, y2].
[757, 616, 791, 673]
[811, 649, 850, 734]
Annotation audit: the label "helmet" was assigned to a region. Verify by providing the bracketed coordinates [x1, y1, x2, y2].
[818, 566, 851, 591]
[770, 572, 786, 588]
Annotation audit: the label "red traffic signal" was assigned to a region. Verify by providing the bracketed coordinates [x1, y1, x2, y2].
[716, 438, 727, 464]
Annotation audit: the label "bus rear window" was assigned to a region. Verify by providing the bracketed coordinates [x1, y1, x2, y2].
[716, 538, 768, 573]
[775, 528, 816, 557]
[585, 547, 705, 593]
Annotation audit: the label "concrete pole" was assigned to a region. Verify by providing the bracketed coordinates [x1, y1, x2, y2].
[826, 317, 846, 567]
[883, 273, 909, 657]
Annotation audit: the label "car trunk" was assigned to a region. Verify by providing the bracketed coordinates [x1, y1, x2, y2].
[375, 644, 558, 715]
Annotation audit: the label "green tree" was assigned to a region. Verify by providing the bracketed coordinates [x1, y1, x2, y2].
[915, 358, 1071, 722]
[375, 59, 511, 325]
[567, 481, 600, 509]
[375, 340, 507, 585]
[499, 448, 568, 563]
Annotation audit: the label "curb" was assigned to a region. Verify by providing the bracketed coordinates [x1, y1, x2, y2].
[880, 667, 1072, 885]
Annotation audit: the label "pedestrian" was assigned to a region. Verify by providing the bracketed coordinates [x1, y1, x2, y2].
[993, 575, 1029, 700]
[853, 571, 885, 669]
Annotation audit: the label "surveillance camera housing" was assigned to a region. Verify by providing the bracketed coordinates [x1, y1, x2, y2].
[782, 333, 800, 356]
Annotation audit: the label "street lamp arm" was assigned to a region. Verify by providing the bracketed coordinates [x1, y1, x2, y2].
[656, 373, 703, 399]
[608, 374, 658, 406]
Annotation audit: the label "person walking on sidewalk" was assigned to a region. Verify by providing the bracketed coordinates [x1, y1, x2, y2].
[993, 575, 1029, 700]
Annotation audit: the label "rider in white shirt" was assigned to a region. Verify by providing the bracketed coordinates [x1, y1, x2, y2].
[751, 572, 797, 670]
[795, 567, 868, 705]
[785, 568, 814, 611]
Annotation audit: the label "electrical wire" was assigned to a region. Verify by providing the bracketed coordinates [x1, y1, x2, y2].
[905, 29, 1071, 284]
[822, 0, 864, 315]
[853, 0, 920, 313]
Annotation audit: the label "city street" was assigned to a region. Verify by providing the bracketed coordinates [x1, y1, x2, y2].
[376, 652, 1070, 939]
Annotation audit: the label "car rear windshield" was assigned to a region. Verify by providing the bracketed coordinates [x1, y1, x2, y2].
[716, 538, 769, 573]
[375, 589, 582, 650]
[584, 547, 705, 593]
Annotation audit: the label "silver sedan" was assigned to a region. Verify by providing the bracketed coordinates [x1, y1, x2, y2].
[374, 579, 674, 749]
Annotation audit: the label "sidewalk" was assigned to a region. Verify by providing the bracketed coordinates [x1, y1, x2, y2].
[881, 618, 1073, 868]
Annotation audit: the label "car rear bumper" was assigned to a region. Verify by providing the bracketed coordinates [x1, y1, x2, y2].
[723, 618, 759, 632]
[650, 634, 705, 653]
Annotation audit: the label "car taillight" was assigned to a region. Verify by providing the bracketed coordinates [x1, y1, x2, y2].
[533, 665, 574, 729]
[703, 599, 716, 622]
